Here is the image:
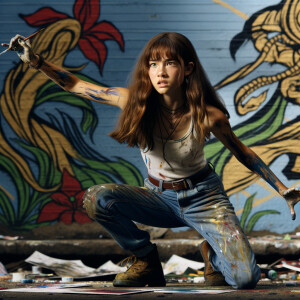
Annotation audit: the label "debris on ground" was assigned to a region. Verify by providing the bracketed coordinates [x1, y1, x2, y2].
[1, 232, 300, 296]
[1, 251, 300, 288]
[0, 235, 20, 240]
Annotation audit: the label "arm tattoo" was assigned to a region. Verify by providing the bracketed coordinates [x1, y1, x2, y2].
[244, 153, 279, 193]
[220, 121, 281, 193]
[226, 134, 280, 193]
[81, 87, 121, 103]
[101, 87, 121, 103]
[43, 62, 74, 88]
[42, 62, 121, 104]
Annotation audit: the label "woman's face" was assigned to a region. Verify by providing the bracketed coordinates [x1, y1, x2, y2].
[148, 55, 192, 97]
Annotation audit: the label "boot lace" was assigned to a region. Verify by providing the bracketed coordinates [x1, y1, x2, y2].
[119, 255, 137, 268]
[118, 255, 144, 271]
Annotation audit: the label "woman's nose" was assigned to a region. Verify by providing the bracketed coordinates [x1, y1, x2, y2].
[157, 65, 166, 76]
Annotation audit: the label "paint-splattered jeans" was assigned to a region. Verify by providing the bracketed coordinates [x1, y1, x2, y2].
[83, 167, 261, 289]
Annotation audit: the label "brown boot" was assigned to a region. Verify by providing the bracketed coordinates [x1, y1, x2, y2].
[200, 240, 228, 286]
[113, 245, 166, 287]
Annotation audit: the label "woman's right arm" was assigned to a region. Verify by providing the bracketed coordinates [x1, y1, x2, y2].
[9, 35, 129, 109]
[39, 60, 129, 109]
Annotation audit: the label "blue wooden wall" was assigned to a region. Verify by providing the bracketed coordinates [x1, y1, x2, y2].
[0, 0, 299, 234]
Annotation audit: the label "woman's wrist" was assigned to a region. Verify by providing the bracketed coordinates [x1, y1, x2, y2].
[282, 187, 297, 197]
[29, 53, 44, 70]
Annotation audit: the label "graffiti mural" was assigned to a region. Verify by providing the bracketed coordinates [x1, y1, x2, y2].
[206, 0, 300, 230]
[0, 0, 298, 233]
[0, 0, 143, 230]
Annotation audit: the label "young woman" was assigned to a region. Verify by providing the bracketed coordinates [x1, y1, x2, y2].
[8, 32, 299, 289]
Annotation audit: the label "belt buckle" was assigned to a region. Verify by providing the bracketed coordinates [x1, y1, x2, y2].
[171, 179, 187, 191]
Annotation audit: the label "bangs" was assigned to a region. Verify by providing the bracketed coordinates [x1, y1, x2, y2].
[147, 37, 181, 62]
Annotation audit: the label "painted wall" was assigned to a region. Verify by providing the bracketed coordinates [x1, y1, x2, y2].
[0, 0, 299, 234]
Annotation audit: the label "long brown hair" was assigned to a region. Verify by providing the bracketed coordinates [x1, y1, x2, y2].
[109, 32, 229, 149]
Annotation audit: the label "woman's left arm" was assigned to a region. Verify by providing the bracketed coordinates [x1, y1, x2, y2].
[209, 108, 299, 220]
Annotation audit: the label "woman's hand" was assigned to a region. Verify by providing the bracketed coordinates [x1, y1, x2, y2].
[8, 34, 38, 66]
[282, 188, 300, 220]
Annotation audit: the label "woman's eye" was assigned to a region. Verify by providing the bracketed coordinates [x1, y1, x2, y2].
[149, 63, 156, 67]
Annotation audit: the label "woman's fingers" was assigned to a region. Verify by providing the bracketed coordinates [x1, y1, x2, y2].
[288, 201, 296, 220]
[283, 188, 300, 220]
[8, 34, 26, 51]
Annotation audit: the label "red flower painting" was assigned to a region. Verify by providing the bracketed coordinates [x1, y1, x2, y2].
[37, 170, 92, 224]
[21, 0, 124, 73]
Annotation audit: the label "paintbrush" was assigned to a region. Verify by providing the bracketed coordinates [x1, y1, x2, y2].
[0, 28, 44, 56]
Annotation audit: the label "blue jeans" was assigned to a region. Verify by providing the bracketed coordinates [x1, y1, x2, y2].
[83, 166, 261, 289]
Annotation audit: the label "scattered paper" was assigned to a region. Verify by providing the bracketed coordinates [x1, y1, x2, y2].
[25, 251, 96, 277]
[3, 287, 151, 295]
[25, 251, 126, 277]
[279, 261, 300, 272]
[0, 262, 8, 275]
[163, 254, 204, 275]
[0, 235, 19, 240]
[96, 260, 126, 273]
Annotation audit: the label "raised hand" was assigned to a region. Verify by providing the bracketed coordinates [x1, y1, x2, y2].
[282, 187, 300, 220]
[8, 34, 38, 66]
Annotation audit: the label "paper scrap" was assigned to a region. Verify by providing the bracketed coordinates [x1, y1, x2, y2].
[163, 254, 204, 275]
[25, 251, 96, 277]
[0, 235, 19, 240]
[3, 287, 151, 295]
[25, 251, 126, 277]
[0, 262, 8, 275]
[278, 261, 300, 272]
[96, 260, 126, 273]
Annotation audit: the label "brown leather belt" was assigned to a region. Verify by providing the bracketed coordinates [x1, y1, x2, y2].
[148, 166, 212, 191]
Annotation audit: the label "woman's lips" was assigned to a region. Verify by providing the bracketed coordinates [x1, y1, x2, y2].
[157, 80, 168, 87]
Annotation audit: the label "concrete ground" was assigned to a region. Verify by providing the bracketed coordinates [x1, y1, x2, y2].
[0, 281, 299, 299]
[1, 234, 300, 299]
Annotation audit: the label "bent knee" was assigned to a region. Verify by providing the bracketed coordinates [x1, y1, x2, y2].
[83, 184, 117, 219]
[233, 270, 260, 289]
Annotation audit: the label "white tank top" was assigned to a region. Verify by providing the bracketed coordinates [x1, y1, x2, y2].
[140, 119, 207, 181]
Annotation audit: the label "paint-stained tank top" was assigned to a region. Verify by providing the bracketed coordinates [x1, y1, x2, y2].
[140, 120, 207, 181]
